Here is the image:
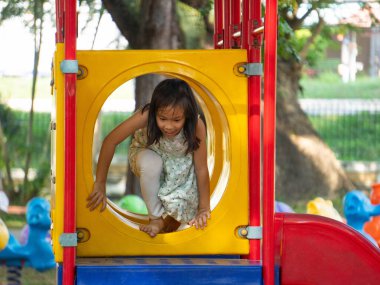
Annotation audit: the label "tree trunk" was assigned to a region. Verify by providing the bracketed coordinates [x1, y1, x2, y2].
[23, 12, 43, 203]
[275, 59, 354, 205]
[0, 120, 15, 198]
[122, 0, 181, 195]
[102, 0, 354, 204]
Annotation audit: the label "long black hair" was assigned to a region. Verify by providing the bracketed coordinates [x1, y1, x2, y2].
[142, 78, 200, 153]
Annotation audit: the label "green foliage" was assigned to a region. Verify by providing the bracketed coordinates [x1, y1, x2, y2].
[0, 0, 50, 27]
[0, 212, 26, 228]
[0, 106, 50, 202]
[0, 104, 20, 139]
[293, 29, 330, 66]
[4, 110, 50, 169]
[100, 112, 132, 156]
[178, 2, 207, 49]
[198, 0, 213, 18]
[278, 17, 299, 62]
[0, 0, 25, 22]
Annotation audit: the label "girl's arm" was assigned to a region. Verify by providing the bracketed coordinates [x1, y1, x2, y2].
[189, 118, 211, 229]
[87, 110, 148, 211]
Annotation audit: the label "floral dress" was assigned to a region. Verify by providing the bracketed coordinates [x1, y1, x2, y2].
[128, 128, 199, 223]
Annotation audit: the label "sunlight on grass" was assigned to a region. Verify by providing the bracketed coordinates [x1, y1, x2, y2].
[300, 74, 380, 99]
[0, 76, 135, 101]
[0, 76, 52, 100]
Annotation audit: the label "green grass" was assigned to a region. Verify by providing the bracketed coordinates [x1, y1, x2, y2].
[0, 76, 52, 100]
[310, 112, 380, 161]
[0, 75, 135, 100]
[0, 266, 56, 285]
[300, 73, 380, 99]
[299, 74, 380, 162]
[0, 212, 26, 228]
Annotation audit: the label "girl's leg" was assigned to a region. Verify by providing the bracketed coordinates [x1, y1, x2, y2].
[135, 149, 165, 237]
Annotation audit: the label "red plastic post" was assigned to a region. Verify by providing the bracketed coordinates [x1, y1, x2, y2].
[262, 0, 278, 284]
[242, 0, 250, 49]
[223, 0, 231, 48]
[63, 0, 77, 284]
[214, 0, 224, 48]
[231, 0, 241, 48]
[247, 0, 262, 261]
[55, 0, 64, 43]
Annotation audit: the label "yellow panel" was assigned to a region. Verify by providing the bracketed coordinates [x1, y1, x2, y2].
[51, 43, 65, 261]
[54, 50, 248, 258]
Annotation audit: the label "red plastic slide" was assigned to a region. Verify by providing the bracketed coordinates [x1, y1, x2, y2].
[275, 213, 380, 285]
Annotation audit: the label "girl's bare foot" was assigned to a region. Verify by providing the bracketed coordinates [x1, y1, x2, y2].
[139, 217, 165, 237]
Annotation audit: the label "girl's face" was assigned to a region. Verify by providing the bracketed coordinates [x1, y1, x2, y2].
[156, 105, 186, 138]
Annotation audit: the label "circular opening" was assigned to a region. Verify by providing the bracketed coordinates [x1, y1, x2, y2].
[91, 73, 231, 231]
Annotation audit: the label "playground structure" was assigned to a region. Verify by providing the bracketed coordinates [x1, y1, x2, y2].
[306, 197, 344, 222]
[365, 183, 380, 246]
[51, 1, 380, 285]
[0, 197, 55, 283]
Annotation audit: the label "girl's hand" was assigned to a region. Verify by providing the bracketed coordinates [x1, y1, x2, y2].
[188, 209, 211, 230]
[86, 181, 107, 212]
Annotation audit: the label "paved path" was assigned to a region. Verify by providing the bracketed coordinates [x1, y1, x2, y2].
[299, 99, 380, 115]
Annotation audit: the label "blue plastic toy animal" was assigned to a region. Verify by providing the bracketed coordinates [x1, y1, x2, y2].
[343, 190, 380, 246]
[0, 197, 55, 271]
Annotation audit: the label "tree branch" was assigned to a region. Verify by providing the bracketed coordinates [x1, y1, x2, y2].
[299, 12, 325, 61]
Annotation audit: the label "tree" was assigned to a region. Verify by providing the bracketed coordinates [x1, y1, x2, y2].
[0, 0, 51, 203]
[22, 0, 50, 200]
[1, 0, 369, 205]
[100, 0, 357, 204]
[101, 0, 210, 195]
[274, 1, 367, 204]
[0, 104, 19, 198]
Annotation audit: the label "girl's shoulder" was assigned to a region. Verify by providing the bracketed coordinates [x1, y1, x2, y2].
[129, 108, 149, 126]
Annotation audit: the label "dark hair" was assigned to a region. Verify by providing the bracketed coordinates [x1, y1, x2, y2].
[142, 78, 200, 153]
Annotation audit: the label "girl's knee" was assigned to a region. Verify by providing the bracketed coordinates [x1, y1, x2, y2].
[137, 150, 163, 176]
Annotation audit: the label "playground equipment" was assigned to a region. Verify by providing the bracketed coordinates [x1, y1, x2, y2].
[0, 191, 10, 250]
[51, 0, 380, 284]
[274, 201, 293, 213]
[0, 218, 9, 251]
[306, 197, 344, 222]
[0, 197, 55, 276]
[364, 183, 380, 246]
[343, 190, 380, 245]
[117, 195, 148, 215]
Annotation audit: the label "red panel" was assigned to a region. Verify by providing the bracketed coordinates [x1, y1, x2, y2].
[242, 0, 249, 49]
[275, 213, 380, 285]
[55, 0, 64, 42]
[214, 0, 224, 48]
[247, 0, 262, 262]
[223, 0, 231, 48]
[231, 0, 241, 48]
[262, 0, 277, 284]
[63, 0, 77, 285]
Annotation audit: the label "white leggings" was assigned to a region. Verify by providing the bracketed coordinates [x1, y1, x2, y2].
[135, 149, 165, 219]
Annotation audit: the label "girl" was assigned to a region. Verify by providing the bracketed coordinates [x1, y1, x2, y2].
[87, 78, 210, 237]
